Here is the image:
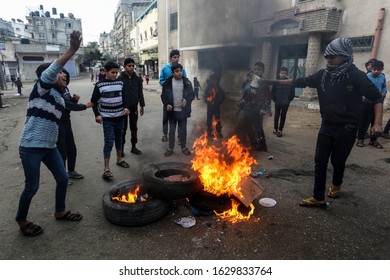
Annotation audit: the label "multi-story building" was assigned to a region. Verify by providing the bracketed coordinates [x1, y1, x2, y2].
[1, 5, 84, 81]
[137, 1, 158, 77]
[112, 0, 152, 63]
[158, 0, 390, 105]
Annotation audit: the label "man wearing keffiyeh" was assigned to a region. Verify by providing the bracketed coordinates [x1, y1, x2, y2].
[266, 37, 383, 207]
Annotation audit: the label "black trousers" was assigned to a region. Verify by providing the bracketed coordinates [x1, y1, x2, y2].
[274, 104, 289, 131]
[57, 120, 77, 172]
[357, 102, 377, 142]
[122, 107, 139, 152]
[313, 122, 356, 201]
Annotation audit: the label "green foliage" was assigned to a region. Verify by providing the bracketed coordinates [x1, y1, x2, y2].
[83, 42, 103, 66]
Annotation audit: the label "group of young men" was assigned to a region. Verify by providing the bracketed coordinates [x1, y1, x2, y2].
[15, 33, 386, 237]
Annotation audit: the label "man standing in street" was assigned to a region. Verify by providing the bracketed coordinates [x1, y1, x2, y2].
[268, 38, 383, 207]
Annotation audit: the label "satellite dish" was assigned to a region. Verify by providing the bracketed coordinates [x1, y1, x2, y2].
[68, 13, 74, 19]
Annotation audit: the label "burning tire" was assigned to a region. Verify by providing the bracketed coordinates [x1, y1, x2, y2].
[187, 190, 237, 212]
[142, 162, 202, 200]
[102, 180, 172, 227]
[188, 190, 251, 214]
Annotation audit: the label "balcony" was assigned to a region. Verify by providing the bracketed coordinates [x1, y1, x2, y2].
[253, 7, 342, 38]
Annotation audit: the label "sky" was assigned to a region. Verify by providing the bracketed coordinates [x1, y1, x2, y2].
[0, 0, 117, 43]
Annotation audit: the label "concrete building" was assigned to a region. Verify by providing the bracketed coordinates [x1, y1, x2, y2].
[137, 1, 158, 77]
[157, 0, 390, 106]
[112, 0, 152, 64]
[0, 5, 85, 82]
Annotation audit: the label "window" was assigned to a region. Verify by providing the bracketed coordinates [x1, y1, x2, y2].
[23, 56, 44, 61]
[150, 27, 153, 36]
[170, 12, 178, 31]
[65, 22, 72, 28]
[0, 43, 5, 50]
[144, 31, 147, 40]
[349, 36, 374, 52]
[140, 34, 143, 43]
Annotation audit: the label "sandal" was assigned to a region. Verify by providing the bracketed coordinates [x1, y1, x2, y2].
[299, 197, 327, 208]
[55, 211, 83, 221]
[20, 222, 43, 237]
[164, 149, 173, 157]
[369, 141, 383, 149]
[355, 139, 364, 147]
[102, 169, 113, 179]
[116, 160, 130, 168]
[182, 147, 192, 156]
[328, 185, 341, 198]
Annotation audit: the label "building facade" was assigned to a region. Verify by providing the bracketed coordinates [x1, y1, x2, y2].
[157, 0, 390, 106]
[137, 1, 158, 77]
[0, 5, 84, 82]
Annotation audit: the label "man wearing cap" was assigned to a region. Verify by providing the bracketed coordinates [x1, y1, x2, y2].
[267, 38, 383, 207]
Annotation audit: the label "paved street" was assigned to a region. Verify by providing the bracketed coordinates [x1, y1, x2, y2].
[0, 75, 389, 261]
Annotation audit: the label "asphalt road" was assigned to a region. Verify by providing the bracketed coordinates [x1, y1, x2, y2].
[0, 76, 389, 261]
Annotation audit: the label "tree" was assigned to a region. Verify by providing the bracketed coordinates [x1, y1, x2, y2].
[83, 42, 103, 67]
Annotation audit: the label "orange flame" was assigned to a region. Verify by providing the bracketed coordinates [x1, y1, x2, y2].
[191, 133, 257, 197]
[191, 133, 258, 222]
[112, 185, 141, 204]
[215, 200, 255, 223]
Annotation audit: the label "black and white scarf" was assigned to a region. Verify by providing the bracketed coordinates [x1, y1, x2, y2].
[321, 38, 353, 91]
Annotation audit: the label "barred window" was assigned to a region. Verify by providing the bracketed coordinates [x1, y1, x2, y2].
[350, 36, 374, 52]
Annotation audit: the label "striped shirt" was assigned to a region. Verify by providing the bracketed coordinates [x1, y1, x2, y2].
[19, 61, 65, 148]
[91, 79, 125, 120]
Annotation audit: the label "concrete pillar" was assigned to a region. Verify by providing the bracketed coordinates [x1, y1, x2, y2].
[300, 33, 322, 101]
[261, 39, 272, 78]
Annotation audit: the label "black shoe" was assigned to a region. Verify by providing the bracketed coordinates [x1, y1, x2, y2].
[68, 171, 84, 179]
[164, 149, 173, 157]
[131, 147, 142, 155]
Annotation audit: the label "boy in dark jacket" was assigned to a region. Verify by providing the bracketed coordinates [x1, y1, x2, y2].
[119, 57, 145, 156]
[204, 72, 225, 138]
[271, 67, 295, 137]
[57, 69, 93, 184]
[161, 63, 194, 156]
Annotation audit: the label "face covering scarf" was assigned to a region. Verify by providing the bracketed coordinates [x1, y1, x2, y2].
[321, 37, 353, 91]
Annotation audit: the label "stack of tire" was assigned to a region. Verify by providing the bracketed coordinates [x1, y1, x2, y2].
[102, 162, 202, 227]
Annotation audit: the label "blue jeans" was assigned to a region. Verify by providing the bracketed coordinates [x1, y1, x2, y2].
[102, 119, 124, 159]
[313, 122, 357, 201]
[16, 146, 68, 222]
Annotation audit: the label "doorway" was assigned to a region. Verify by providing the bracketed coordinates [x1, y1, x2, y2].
[278, 44, 307, 96]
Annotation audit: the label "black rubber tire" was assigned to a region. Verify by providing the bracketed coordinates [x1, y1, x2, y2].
[188, 190, 251, 214]
[142, 162, 202, 200]
[102, 180, 172, 227]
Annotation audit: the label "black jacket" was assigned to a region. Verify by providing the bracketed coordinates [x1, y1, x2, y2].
[293, 65, 382, 125]
[272, 78, 295, 107]
[119, 71, 145, 109]
[161, 76, 194, 118]
[61, 87, 87, 122]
